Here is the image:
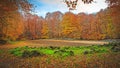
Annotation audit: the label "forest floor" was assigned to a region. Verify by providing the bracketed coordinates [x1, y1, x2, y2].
[0, 39, 120, 68]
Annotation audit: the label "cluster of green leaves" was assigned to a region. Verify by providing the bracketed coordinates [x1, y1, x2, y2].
[9, 43, 119, 58]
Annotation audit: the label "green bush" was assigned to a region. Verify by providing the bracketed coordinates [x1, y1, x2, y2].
[69, 51, 74, 56]
[54, 49, 74, 57]
[111, 43, 120, 52]
[83, 50, 93, 55]
[10, 47, 21, 54]
[48, 46, 60, 50]
[22, 50, 44, 58]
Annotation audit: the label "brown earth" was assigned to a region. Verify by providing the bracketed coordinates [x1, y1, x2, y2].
[0, 39, 110, 48]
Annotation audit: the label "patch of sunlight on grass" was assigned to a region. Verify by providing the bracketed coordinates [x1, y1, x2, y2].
[40, 49, 54, 55]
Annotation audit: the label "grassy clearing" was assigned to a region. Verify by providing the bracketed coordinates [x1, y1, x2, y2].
[9, 43, 118, 58]
[0, 43, 120, 68]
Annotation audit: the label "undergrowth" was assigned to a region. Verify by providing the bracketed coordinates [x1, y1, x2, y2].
[9, 43, 120, 58]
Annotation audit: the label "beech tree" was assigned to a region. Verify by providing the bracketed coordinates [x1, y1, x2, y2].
[45, 12, 63, 38]
[60, 12, 81, 39]
[23, 13, 48, 40]
[0, 0, 120, 41]
[0, 0, 32, 41]
[106, 0, 120, 38]
[2, 12, 24, 41]
[41, 22, 49, 39]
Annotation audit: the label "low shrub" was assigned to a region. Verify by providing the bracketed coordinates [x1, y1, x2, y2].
[84, 51, 89, 55]
[83, 46, 109, 55]
[48, 46, 60, 50]
[54, 49, 74, 57]
[10, 47, 21, 54]
[111, 43, 120, 52]
[22, 50, 44, 58]
[83, 50, 93, 55]
[69, 51, 74, 56]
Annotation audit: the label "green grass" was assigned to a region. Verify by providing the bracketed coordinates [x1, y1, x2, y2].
[9, 43, 119, 58]
[0, 42, 119, 68]
[0, 50, 3, 54]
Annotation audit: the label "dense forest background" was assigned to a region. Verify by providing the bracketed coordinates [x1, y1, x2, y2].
[0, 0, 120, 41]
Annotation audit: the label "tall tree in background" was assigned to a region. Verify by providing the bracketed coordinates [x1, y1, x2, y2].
[0, 0, 120, 41]
[99, 9, 116, 39]
[23, 13, 48, 40]
[106, 0, 120, 38]
[45, 11, 63, 38]
[60, 12, 81, 39]
[77, 13, 89, 39]
[0, 0, 32, 41]
[41, 21, 49, 39]
[24, 13, 39, 39]
[2, 11, 24, 41]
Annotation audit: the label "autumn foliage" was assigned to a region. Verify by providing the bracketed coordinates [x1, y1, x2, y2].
[0, 0, 120, 41]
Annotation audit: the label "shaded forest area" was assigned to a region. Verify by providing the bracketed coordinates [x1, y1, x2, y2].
[0, 0, 120, 43]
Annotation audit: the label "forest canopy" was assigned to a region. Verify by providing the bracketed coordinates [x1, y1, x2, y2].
[0, 0, 120, 42]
